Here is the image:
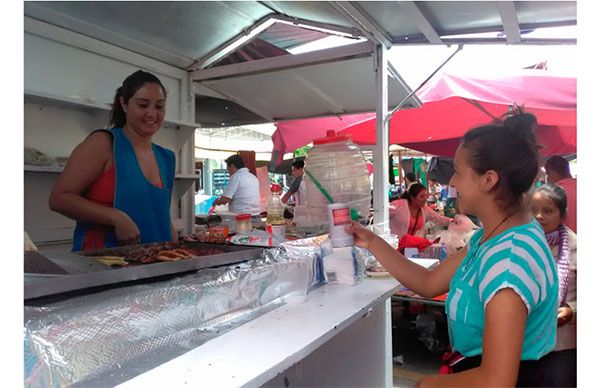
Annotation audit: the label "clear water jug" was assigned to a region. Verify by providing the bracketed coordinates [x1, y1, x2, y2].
[302, 130, 371, 228]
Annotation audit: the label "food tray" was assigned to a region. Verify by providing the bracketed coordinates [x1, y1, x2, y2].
[25, 242, 264, 300]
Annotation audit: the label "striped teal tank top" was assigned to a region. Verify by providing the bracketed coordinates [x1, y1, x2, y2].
[446, 219, 558, 359]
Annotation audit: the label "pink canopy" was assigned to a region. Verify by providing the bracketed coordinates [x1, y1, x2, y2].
[271, 112, 374, 165]
[271, 71, 576, 161]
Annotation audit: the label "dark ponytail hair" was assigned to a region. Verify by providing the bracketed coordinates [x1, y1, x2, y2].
[109, 70, 167, 128]
[461, 106, 541, 211]
[400, 183, 426, 204]
[536, 183, 568, 219]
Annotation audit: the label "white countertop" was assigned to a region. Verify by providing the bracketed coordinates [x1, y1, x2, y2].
[119, 277, 401, 387]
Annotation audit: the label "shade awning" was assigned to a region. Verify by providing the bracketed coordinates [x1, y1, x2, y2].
[270, 71, 576, 159]
[343, 71, 576, 156]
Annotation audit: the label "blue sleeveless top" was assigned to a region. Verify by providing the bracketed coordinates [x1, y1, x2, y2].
[72, 127, 175, 250]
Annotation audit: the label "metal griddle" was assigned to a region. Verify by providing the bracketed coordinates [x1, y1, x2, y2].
[24, 242, 264, 300]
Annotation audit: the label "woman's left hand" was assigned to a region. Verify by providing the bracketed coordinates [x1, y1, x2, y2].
[557, 306, 573, 326]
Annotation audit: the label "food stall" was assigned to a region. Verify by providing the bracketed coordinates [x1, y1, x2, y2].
[25, 236, 402, 386]
[23, 2, 576, 387]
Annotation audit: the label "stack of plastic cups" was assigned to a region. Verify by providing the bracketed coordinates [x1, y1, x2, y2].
[322, 202, 357, 285]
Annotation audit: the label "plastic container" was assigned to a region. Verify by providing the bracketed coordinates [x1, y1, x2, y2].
[208, 225, 228, 243]
[214, 212, 237, 233]
[266, 183, 285, 226]
[266, 224, 286, 244]
[235, 213, 252, 233]
[419, 243, 442, 259]
[439, 242, 448, 261]
[302, 130, 371, 228]
[327, 203, 354, 247]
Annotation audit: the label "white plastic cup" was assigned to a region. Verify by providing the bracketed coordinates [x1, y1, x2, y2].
[327, 203, 354, 247]
[267, 224, 286, 243]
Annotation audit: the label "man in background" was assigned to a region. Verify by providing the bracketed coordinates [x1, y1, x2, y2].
[214, 154, 260, 215]
[281, 160, 305, 206]
[545, 155, 577, 232]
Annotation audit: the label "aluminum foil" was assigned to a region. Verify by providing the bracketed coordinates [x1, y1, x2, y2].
[24, 245, 318, 387]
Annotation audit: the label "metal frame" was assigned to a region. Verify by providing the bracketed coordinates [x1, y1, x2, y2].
[191, 15, 278, 70]
[329, 1, 394, 48]
[497, 1, 522, 44]
[271, 14, 362, 39]
[396, 1, 443, 44]
[398, 20, 576, 45]
[190, 13, 364, 71]
[399, 37, 576, 45]
[372, 43, 390, 236]
[192, 40, 373, 81]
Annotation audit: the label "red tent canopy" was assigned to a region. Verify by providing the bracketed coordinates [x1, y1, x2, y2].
[341, 71, 576, 157]
[270, 71, 576, 164]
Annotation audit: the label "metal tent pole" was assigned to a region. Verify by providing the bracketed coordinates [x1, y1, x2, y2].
[372, 43, 390, 237]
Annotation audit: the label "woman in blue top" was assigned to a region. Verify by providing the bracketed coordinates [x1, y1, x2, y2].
[49, 70, 176, 250]
[349, 109, 558, 386]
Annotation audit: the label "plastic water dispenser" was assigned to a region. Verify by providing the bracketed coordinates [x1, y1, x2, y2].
[302, 130, 371, 228]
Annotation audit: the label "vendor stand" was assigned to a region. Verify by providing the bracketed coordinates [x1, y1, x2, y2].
[24, 237, 401, 387]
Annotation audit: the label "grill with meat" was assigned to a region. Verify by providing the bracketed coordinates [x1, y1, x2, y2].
[84, 243, 227, 265]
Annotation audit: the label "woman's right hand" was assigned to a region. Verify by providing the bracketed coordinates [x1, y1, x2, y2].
[346, 221, 378, 250]
[110, 209, 141, 245]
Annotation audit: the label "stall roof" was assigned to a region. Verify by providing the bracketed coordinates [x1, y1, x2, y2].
[25, 1, 576, 70]
[196, 41, 419, 121]
[25, 1, 577, 123]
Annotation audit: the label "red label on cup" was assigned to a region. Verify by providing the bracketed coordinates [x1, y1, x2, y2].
[331, 208, 351, 226]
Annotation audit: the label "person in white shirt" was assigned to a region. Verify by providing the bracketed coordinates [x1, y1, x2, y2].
[213, 154, 260, 215]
